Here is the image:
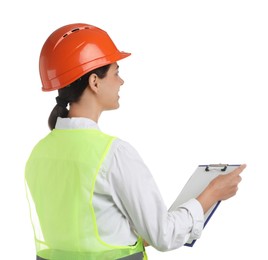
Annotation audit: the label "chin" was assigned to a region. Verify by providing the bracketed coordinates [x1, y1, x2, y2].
[106, 103, 120, 111]
[114, 101, 120, 109]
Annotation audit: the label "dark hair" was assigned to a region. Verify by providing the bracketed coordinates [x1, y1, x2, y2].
[48, 64, 111, 130]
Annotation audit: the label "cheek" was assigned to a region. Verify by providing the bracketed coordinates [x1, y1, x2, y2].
[99, 80, 120, 104]
[100, 87, 119, 107]
[110, 82, 120, 95]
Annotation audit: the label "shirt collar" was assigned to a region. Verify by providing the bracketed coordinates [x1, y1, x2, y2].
[55, 117, 100, 130]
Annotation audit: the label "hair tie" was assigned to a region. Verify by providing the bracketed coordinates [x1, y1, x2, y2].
[56, 96, 68, 108]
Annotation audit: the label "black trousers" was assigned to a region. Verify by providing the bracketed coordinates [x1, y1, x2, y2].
[36, 251, 144, 260]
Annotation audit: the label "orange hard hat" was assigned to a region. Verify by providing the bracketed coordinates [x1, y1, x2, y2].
[39, 23, 131, 91]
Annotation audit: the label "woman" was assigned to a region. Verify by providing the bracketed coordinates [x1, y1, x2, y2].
[25, 23, 246, 260]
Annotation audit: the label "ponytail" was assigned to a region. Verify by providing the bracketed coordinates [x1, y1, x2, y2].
[48, 64, 111, 130]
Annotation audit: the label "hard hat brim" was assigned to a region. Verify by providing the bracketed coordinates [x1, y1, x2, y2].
[42, 51, 131, 92]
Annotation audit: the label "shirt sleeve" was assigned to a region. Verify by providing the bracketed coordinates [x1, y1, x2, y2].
[107, 139, 204, 251]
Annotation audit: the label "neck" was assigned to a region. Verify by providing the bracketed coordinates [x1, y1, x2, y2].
[68, 98, 102, 123]
[68, 107, 101, 123]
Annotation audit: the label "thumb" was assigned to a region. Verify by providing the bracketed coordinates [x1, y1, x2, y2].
[230, 164, 247, 176]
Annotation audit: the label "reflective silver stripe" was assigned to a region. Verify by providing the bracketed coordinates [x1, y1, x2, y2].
[117, 252, 144, 260]
[37, 251, 144, 260]
[36, 256, 47, 260]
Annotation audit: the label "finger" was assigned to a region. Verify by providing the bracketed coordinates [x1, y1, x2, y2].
[230, 164, 247, 176]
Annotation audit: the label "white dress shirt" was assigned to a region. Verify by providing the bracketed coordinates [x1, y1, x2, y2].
[55, 117, 204, 251]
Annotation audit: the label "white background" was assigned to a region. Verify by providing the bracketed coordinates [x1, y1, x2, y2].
[1, 0, 267, 259]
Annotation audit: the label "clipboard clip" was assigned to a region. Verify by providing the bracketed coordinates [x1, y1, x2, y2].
[205, 164, 228, 172]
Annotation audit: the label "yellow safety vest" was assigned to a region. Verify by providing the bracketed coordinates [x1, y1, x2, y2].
[25, 129, 147, 260]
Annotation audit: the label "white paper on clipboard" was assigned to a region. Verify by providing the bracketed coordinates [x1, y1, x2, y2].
[168, 164, 241, 247]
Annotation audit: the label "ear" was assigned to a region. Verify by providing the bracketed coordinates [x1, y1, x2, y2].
[88, 73, 100, 94]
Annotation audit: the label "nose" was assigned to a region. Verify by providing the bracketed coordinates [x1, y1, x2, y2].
[119, 76, 124, 86]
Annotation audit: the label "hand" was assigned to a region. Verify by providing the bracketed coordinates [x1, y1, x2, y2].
[143, 240, 150, 247]
[197, 164, 247, 214]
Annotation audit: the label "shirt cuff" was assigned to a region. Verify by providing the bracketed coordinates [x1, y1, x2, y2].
[180, 198, 204, 239]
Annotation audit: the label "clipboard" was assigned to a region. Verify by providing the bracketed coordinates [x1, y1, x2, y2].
[169, 164, 241, 247]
